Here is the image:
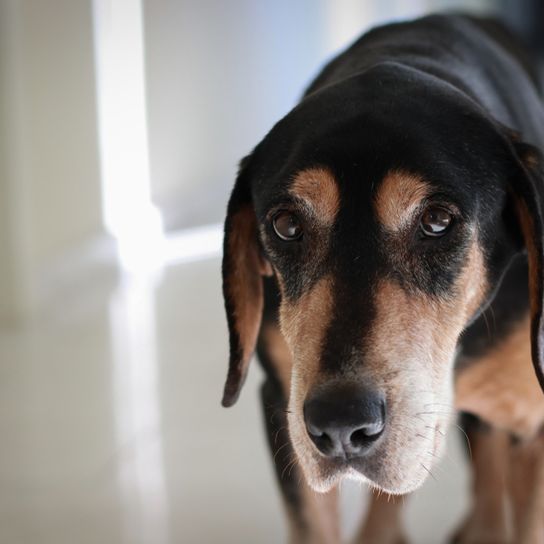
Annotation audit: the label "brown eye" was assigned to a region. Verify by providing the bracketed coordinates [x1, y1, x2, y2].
[420, 206, 453, 237]
[272, 211, 303, 241]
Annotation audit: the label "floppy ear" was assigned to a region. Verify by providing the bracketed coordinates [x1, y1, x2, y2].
[507, 138, 544, 393]
[221, 156, 271, 407]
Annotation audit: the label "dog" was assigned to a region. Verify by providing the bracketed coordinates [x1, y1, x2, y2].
[221, 14, 544, 543]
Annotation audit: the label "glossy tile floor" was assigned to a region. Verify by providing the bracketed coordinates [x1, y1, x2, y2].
[0, 255, 472, 543]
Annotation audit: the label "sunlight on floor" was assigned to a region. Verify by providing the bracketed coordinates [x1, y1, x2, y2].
[110, 276, 170, 544]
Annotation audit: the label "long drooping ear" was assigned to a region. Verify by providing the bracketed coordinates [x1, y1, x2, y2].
[221, 156, 271, 407]
[507, 137, 544, 393]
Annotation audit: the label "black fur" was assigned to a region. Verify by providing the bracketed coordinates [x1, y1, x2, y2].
[221, 12, 544, 525]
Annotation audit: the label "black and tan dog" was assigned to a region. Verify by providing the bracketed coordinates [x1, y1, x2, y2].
[221, 14, 544, 543]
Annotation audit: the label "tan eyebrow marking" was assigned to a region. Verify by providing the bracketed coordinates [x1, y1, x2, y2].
[289, 168, 340, 224]
[374, 170, 430, 232]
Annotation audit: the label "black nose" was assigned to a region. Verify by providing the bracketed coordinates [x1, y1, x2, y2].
[303, 385, 386, 458]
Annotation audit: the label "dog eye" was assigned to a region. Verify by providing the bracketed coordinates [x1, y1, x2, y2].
[420, 206, 453, 237]
[272, 211, 303, 241]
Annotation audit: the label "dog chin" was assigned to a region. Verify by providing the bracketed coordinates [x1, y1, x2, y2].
[305, 473, 343, 494]
[291, 410, 450, 496]
[300, 444, 442, 495]
[305, 465, 429, 496]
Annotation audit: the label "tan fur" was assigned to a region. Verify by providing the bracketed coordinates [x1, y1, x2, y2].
[370, 241, 487, 370]
[290, 168, 340, 225]
[227, 206, 264, 366]
[279, 275, 335, 390]
[374, 170, 430, 232]
[279, 277, 341, 491]
[371, 254, 481, 362]
[456, 316, 544, 438]
[260, 323, 293, 396]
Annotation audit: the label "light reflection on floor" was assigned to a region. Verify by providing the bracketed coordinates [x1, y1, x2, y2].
[0, 252, 470, 543]
[110, 276, 169, 544]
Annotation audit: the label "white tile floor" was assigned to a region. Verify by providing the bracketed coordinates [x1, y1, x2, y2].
[0, 255, 473, 543]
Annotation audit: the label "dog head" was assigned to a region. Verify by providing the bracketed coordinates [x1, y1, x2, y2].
[221, 64, 544, 494]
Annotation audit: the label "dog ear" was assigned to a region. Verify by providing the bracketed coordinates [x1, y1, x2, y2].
[221, 155, 271, 407]
[507, 137, 544, 393]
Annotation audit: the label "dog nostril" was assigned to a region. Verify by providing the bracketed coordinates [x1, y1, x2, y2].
[309, 431, 334, 455]
[306, 422, 323, 439]
[350, 421, 384, 449]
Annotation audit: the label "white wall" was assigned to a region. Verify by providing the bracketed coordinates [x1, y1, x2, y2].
[0, 0, 104, 322]
[143, 0, 327, 230]
[142, 0, 494, 231]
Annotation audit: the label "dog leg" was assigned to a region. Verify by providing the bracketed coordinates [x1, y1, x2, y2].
[509, 433, 544, 544]
[450, 420, 510, 544]
[354, 491, 406, 544]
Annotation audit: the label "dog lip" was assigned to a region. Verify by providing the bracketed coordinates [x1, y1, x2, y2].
[316, 456, 378, 489]
[327, 452, 360, 463]
[320, 455, 349, 471]
[325, 452, 372, 470]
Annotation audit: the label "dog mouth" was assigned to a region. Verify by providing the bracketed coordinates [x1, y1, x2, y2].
[290, 407, 450, 495]
[307, 434, 443, 494]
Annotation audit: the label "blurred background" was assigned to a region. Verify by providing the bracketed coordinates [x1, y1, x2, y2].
[0, 1, 542, 543]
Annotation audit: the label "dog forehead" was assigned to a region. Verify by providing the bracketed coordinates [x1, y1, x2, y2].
[249, 64, 509, 206]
